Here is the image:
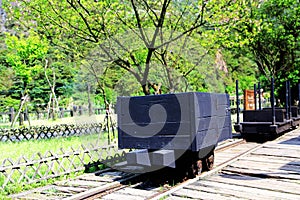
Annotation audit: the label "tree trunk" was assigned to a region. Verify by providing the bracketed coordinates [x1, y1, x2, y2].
[19, 112, 24, 126]
[11, 95, 28, 127]
[142, 84, 151, 95]
[52, 97, 56, 120]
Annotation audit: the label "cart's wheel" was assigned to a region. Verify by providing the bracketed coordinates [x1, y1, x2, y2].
[185, 162, 197, 179]
[186, 159, 204, 178]
[196, 160, 203, 175]
[202, 151, 214, 171]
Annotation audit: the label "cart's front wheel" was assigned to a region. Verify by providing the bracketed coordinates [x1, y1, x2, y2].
[202, 151, 214, 171]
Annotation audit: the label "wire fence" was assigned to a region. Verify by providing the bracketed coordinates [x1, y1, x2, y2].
[0, 142, 125, 189]
[0, 123, 105, 142]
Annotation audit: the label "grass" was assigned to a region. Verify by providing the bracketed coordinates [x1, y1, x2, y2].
[0, 133, 110, 163]
[0, 171, 83, 199]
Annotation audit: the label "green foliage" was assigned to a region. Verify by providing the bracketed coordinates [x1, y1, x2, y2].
[5, 33, 48, 86]
[223, 49, 258, 94]
[224, 0, 299, 96]
[0, 31, 77, 111]
[7, 0, 252, 96]
[0, 96, 19, 111]
[45, 59, 77, 106]
[1, 0, 296, 110]
[0, 58, 14, 91]
[253, 0, 299, 98]
[2, 32, 49, 112]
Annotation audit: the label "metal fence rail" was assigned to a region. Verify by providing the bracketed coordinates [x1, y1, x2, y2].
[0, 123, 108, 142]
[0, 143, 125, 189]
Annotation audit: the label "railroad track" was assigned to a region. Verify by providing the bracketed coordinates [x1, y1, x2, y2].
[152, 130, 300, 200]
[11, 137, 262, 200]
[92, 139, 262, 200]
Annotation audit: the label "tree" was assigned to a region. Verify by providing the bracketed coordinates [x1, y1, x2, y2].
[8, 0, 247, 95]
[4, 32, 49, 125]
[222, 48, 258, 94]
[0, 40, 17, 112]
[224, 0, 299, 97]
[5, 32, 48, 91]
[254, 0, 299, 79]
[254, 0, 299, 100]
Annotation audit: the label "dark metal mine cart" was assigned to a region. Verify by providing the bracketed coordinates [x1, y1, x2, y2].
[234, 79, 300, 141]
[116, 92, 232, 177]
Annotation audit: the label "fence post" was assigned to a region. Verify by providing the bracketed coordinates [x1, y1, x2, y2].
[271, 77, 276, 125]
[9, 107, 14, 122]
[19, 112, 24, 126]
[258, 82, 262, 110]
[24, 107, 28, 121]
[254, 84, 257, 110]
[72, 105, 77, 117]
[236, 80, 240, 124]
[36, 110, 40, 120]
[79, 106, 83, 116]
[59, 107, 64, 118]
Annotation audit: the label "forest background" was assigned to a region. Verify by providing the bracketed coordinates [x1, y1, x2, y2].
[0, 0, 299, 119]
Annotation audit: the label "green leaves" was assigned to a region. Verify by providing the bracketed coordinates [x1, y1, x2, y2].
[6, 0, 249, 95]
[2, 0, 297, 106]
[5, 33, 49, 85]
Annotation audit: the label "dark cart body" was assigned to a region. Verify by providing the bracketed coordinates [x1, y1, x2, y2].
[234, 79, 300, 141]
[291, 106, 300, 127]
[117, 92, 232, 151]
[116, 92, 232, 170]
[238, 109, 291, 136]
[235, 106, 300, 140]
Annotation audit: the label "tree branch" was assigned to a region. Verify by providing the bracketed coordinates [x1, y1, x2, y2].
[66, 0, 99, 42]
[142, 0, 171, 86]
[131, 0, 149, 46]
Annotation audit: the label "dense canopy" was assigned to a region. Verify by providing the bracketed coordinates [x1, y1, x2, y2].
[0, 0, 299, 114]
